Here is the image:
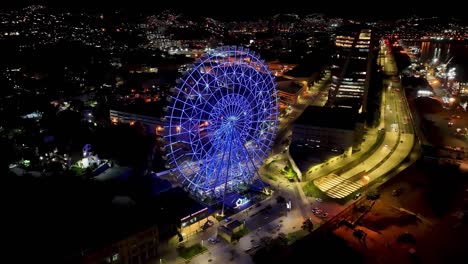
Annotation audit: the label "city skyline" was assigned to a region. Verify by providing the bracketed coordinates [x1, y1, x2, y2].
[1, 1, 467, 21]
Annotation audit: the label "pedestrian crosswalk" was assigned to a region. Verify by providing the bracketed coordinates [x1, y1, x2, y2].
[325, 180, 363, 199]
[314, 174, 364, 199]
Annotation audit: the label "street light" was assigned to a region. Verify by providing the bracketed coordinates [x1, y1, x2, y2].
[362, 175, 370, 196]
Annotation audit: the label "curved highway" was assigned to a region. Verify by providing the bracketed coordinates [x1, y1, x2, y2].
[314, 43, 416, 199]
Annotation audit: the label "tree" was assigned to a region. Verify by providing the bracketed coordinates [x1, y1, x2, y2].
[301, 218, 313, 232]
[366, 191, 380, 200]
[276, 195, 286, 204]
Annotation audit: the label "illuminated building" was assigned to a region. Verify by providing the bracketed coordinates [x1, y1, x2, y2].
[458, 82, 468, 95]
[277, 79, 304, 108]
[329, 26, 373, 112]
[157, 187, 213, 240]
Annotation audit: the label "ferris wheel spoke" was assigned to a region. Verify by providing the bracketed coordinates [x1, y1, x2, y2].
[232, 147, 256, 177]
[232, 103, 247, 118]
[184, 104, 214, 118]
[198, 128, 229, 187]
[190, 171, 204, 189]
[205, 136, 230, 191]
[190, 137, 209, 155]
[230, 129, 256, 163]
[194, 91, 217, 111]
[194, 131, 213, 148]
[231, 131, 260, 176]
[176, 159, 200, 182]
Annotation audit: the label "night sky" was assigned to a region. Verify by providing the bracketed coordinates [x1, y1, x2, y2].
[1, 0, 465, 21]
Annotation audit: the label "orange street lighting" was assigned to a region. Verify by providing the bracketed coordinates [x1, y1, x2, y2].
[363, 175, 370, 182]
[363, 175, 370, 196]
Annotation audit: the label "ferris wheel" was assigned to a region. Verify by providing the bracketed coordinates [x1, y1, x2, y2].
[165, 46, 278, 198]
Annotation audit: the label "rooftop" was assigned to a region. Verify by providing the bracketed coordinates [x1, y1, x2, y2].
[153, 187, 208, 223]
[226, 220, 243, 231]
[295, 106, 357, 130]
[277, 80, 303, 94]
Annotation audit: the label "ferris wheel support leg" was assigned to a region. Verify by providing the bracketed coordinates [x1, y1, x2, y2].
[220, 131, 233, 217]
[234, 130, 268, 194]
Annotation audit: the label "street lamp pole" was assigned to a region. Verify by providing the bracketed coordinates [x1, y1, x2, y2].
[363, 175, 370, 196]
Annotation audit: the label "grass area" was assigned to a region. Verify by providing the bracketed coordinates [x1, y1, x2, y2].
[177, 243, 208, 260]
[281, 162, 297, 181]
[215, 215, 227, 222]
[286, 229, 308, 244]
[70, 166, 84, 176]
[369, 131, 385, 153]
[302, 181, 326, 198]
[232, 227, 250, 241]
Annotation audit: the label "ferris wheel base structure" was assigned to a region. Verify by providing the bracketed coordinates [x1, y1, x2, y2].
[165, 46, 279, 199]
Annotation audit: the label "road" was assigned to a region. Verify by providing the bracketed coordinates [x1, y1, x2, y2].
[314, 43, 416, 199]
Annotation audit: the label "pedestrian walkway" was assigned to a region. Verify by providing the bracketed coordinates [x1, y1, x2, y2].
[316, 175, 363, 195]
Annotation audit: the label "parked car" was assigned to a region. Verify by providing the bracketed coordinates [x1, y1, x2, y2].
[312, 208, 323, 215]
[392, 187, 403, 197]
[208, 237, 219, 244]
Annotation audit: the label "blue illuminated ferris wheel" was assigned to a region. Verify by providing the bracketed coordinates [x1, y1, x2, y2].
[165, 46, 279, 198]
